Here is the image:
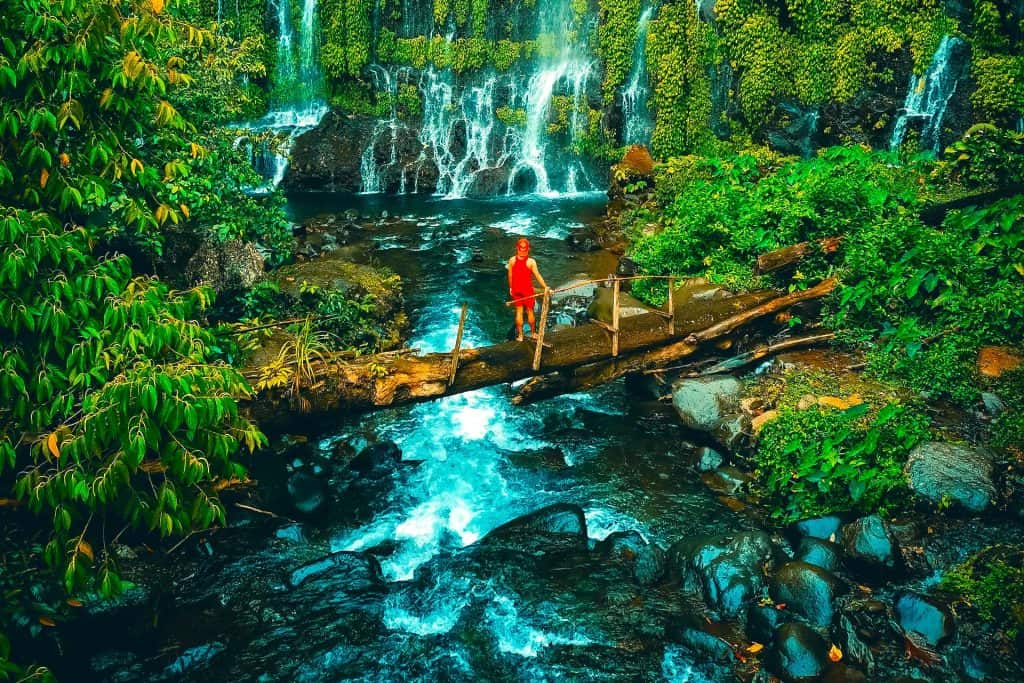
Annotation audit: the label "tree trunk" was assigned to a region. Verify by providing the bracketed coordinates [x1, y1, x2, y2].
[247, 278, 836, 421]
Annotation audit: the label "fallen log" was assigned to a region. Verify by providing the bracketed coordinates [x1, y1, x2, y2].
[249, 278, 836, 420]
[755, 237, 842, 274]
[512, 282, 836, 405]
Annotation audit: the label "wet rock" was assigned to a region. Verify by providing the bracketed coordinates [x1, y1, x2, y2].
[566, 226, 602, 252]
[595, 530, 667, 586]
[163, 642, 226, 677]
[905, 442, 996, 512]
[283, 111, 375, 193]
[666, 614, 734, 662]
[832, 614, 874, 675]
[821, 664, 867, 683]
[841, 515, 899, 573]
[748, 603, 786, 643]
[697, 446, 724, 472]
[286, 471, 327, 515]
[895, 592, 954, 646]
[587, 286, 654, 323]
[670, 531, 782, 618]
[792, 515, 843, 542]
[769, 561, 843, 629]
[701, 465, 751, 496]
[347, 441, 403, 479]
[795, 537, 843, 573]
[981, 392, 1005, 416]
[288, 551, 384, 589]
[767, 101, 822, 159]
[767, 622, 829, 682]
[483, 503, 588, 543]
[274, 524, 308, 543]
[711, 412, 752, 452]
[671, 376, 744, 434]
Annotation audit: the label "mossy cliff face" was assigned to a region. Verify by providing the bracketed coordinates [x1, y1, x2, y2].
[222, 0, 1023, 190]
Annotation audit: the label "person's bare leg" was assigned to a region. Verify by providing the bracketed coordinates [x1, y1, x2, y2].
[526, 306, 537, 338]
[515, 306, 525, 341]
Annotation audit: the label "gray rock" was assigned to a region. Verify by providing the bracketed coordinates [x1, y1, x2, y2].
[185, 239, 265, 293]
[841, 515, 899, 571]
[793, 515, 843, 541]
[981, 392, 1005, 416]
[767, 622, 829, 682]
[671, 376, 744, 433]
[795, 537, 843, 573]
[905, 442, 996, 512]
[595, 530, 667, 586]
[671, 531, 781, 618]
[895, 592, 954, 646]
[711, 412, 752, 451]
[770, 561, 843, 628]
[286, 471, 327, 515]
[697, 446, 724, 472]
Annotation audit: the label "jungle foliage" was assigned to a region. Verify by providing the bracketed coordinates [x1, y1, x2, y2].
[0, 0, 271, 670]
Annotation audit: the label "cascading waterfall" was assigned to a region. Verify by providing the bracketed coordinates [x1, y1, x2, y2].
[238, 0, 328, 188]
[358, 0, 598, 198]
[620, 4, 656, 146]
[889, 35, 966, 153]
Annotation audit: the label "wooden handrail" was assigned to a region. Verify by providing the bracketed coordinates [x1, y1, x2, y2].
[504, 273, 692, 306]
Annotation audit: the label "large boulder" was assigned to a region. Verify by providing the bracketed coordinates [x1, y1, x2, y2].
[767, 622, 830, 682]
[185, 239, 265, 293]
[841, 515, 899, 573]
[671, 375, 744, 433]
[795, 537, 843, 573]
[587, 286, 656, 323]
[895, 592, 955, 646]
[670, 531, 782, 618]
[595, 530, 667, 586]
[283, 111, 376, 193]
[769, 561, 843, 629]
[905, 442, 996, 512]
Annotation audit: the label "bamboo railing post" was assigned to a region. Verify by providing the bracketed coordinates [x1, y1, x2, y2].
[448, 303, 469, 387]
[667, 276, 675, 337]
[532, 289, 551, 372]
[611, 277, 620, 357]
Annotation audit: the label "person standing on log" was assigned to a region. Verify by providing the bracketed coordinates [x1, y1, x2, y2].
[507, 237, 548, 342]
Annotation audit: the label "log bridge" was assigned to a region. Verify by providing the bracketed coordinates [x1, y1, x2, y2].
[248, 267, 838, 420]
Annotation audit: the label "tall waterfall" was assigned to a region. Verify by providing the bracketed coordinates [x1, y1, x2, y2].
[890, 35, 967, 154]
[240, 0, 328, 188]
[620, 4, 655, 146]
[358, 0, 598, 198]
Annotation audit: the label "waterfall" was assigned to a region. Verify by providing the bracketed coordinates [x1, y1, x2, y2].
[357, 0, 598, 198]
[890, 35, 966, 154]
[360, 65, 402, 194]
[621, 4, 655, 146]
[237, 0, 328, 189]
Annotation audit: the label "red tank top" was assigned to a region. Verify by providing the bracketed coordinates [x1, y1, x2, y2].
[510, 256, 533, 295]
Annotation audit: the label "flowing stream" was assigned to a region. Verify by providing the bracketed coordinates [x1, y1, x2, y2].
[76, 194, 757, 682]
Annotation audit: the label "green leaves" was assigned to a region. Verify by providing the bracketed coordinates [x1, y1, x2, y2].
[756, 399, 931, 523]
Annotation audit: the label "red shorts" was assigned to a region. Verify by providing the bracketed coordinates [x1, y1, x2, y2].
[511, 290, 535, 308]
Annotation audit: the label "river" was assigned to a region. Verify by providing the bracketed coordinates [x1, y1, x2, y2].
[75, 193, 757, 682]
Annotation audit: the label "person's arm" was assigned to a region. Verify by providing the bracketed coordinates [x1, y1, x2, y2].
[507, 257, 515, 296]
[529, 259, 548, 290]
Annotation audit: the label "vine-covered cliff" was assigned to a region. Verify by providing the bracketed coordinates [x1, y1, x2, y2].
[185, 0, 1023, 194]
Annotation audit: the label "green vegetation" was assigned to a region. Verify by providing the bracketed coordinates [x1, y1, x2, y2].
[941, 545, 1024, 638]
[629, 137, 1024, 406]
[756, 397, 930, 523]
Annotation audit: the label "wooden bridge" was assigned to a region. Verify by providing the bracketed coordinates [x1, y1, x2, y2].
[247, 270, 837, 421]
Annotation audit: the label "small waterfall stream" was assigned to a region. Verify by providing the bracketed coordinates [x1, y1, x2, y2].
[620, 4, 656, 146]
[890, 35, 967, 153]
[237, 0, 329, 188]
